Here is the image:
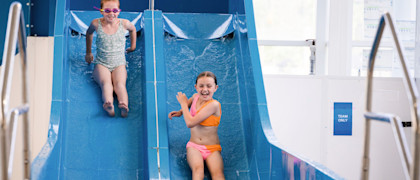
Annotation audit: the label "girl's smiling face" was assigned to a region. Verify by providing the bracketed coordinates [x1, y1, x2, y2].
[101, 1, 120, 23]
[195, 76, 218, 101]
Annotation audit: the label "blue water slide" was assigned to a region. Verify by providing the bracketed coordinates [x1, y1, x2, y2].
[156, 10, 342, 180]
[31, 0, 343, 179]
[31, 10, 149, 179]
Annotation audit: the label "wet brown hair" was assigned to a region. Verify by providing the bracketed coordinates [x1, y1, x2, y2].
[101, 0, 120, 8]
[195, 71, 218, 85]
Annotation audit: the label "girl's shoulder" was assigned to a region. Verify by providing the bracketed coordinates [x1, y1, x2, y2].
[120, 19, 131, 26]
[87, 18, 100, 33]
[90, 18, 101, 27]
[119, 18, 129, 23]
[211, 99, 221, 106]
[208, 100, 221, 115]
[208, 99, 221, 109]
[120, 19, 136, 31]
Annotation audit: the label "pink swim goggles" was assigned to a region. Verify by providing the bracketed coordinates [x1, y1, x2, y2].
[94, 6, 121, 13]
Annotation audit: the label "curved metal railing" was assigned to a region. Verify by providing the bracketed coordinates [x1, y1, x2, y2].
[361, 12, 419, 180]
[0, 2, 31, 180]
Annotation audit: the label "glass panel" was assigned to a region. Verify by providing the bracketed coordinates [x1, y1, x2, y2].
[253, 0, 317, 40]
[353, 0, 416, 42]
[351, 46, 415, 77]
[259, 46, 311, 75]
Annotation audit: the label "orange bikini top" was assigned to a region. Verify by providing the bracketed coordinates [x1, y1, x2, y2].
[190, 95, 222, 126]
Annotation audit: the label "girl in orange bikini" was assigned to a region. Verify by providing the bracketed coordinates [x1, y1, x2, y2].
[168, 71, 225, 180]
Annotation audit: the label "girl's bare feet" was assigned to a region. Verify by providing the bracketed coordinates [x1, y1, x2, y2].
[103, 101, 115, 117]
[118, 102, 129, 118]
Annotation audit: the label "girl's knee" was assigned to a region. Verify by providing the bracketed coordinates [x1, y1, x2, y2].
[100, 81, 112, 88]
[208, 165, 224, 179]
[210, 171, 225, 180]
[191, 165, 204, 173]
[192, 170, 204, 179]
[113, 82, 126, 90]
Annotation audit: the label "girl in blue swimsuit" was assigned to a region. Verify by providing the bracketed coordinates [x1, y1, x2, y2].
[85, 0, 136, 117]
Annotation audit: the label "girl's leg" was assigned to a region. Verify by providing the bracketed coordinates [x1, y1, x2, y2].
[187, 147, 205, 180]
[205, 151, 225, 180]
[111, 65, 129, 117]
[93, 64, 115, 116]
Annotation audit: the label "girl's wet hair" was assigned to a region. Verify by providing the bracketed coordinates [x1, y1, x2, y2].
[196, 71, 217, 85]
[101, 0, 120, 8]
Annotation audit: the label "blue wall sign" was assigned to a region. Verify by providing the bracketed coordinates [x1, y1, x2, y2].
[334, 102, 352, 136]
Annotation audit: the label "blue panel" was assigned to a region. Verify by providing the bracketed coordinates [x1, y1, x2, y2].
[143, 10, 171, 179]
[334, 102, 353, 136]
[154, 10, 171, 179]
[30, 0, 56, 36]
[229, 0, 245, 14]
[144, 12, 158, 179]
[53, 0, 67, 37]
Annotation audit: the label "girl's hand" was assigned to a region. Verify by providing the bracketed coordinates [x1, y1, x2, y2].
[85, 53, 94, 64]
[126, 47, 135, 53]
[168, 111, 182, 120]
[176, 92, 188, 105]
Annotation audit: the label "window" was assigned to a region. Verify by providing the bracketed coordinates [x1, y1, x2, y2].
[253, 0, 416, 77]
[352, 0, 416, 77]
[253, 0, 318, 75]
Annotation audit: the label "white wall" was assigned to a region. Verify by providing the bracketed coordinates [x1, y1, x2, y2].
[264, 74, 412, 180]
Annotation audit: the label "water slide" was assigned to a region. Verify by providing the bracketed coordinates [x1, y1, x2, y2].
[31, 0, 342, 179]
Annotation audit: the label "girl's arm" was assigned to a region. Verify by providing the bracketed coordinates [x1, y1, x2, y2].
[85, 20, 97, 64]
[123, 19, 136, 53]
[180, 93, 196, 113]
[177, 92, 219, 128]
[168, 93, 195, 119]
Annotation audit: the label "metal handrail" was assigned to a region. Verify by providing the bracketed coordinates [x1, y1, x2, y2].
[0, 2, 31, 180]
[361, 12, 420, 180]
[149, 0, 154, 10]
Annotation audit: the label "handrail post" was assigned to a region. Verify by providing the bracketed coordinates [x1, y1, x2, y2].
[0, 2, 31, 180]
[17, 5, 30, 180]
[361, 15, 385, 180]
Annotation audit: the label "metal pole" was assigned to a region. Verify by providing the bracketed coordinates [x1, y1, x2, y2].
[307, 39, 316, 75]
[149, 0, 155, 10]
[17, 8, 30, 180]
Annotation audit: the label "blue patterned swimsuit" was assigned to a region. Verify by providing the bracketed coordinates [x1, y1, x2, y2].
[94, 19, 127, 72]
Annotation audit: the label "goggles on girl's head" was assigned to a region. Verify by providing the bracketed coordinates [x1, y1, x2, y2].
[94, 6, 121, 13]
